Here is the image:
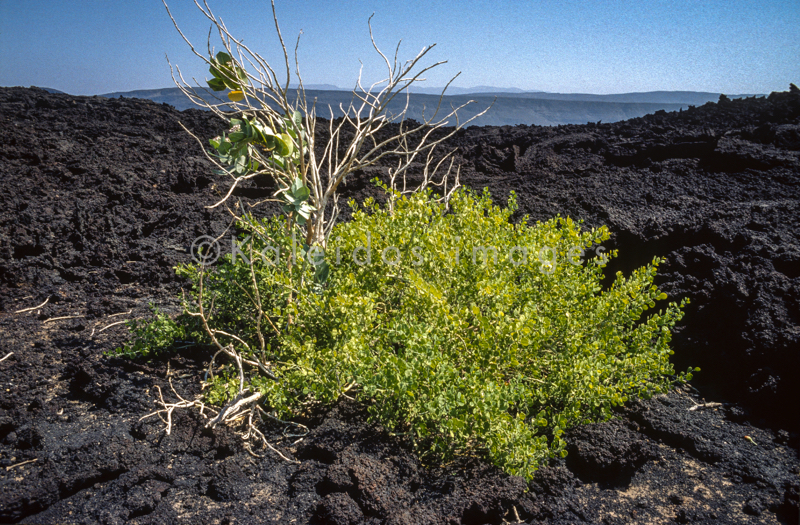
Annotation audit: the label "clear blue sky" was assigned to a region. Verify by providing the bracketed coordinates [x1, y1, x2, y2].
[1, 0, 797, 96]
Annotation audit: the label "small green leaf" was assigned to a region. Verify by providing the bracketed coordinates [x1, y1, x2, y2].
[314, 261, 330, 284]
[209, 64, 224, 79]
[207, 77, 226, 91]
[294, 185, 310, 203]
[235, 66, 249, 83]
[275, 133, 294, 157]
[221, 75, 239, 90]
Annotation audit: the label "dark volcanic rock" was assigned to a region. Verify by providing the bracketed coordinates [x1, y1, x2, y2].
[0, 86, 798, 524]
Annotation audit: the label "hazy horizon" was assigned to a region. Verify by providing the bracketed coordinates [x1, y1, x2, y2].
[25, 85, 770, 98]
[1, 0, 797, 96]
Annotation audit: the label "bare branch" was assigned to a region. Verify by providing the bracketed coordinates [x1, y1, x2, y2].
[14, 296, 50, 314]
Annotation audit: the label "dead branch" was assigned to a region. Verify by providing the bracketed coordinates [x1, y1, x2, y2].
[96, 319, 130, 334]
[206, 390, 263, 428]
[6, 458, 37, 471]
[163, 0, 492, 247]
[688, 401, 723, 411]
[43, 315, 84, 323]
[14, 296, 50, 313]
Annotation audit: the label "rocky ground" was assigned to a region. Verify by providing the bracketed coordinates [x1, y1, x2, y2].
[0, 86, 797, 524]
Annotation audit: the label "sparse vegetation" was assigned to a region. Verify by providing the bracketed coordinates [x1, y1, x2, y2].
[111, 306, 186, 359]
[117, 0, 697, 480]
[124, 185, 693, 480]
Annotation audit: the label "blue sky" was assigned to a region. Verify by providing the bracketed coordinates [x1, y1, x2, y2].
[1, 0, 797, 96]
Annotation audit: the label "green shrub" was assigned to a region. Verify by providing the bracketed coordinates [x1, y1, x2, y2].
[123, 187, 693, 479]
[110, 306, 187, 359]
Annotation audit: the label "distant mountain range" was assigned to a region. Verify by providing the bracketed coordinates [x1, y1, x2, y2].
[41, 85, 760, 127]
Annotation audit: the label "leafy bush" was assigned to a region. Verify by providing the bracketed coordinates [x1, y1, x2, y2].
[110, 306, 187, 359]
[124, 187, 692, 480]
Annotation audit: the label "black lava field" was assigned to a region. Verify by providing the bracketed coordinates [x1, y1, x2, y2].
[0, 86, 798, 524]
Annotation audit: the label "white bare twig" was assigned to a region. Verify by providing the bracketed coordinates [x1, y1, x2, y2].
[688, 401, 723, 411]
[14, 296, 50, 313]
[96, 319, 130, 334]
[43, 315, 84, 323]
[163, 0, 492, 247]
[6, 458, 37, 471]
[206, 390, 262, 428]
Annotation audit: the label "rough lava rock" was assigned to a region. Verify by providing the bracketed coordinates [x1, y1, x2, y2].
[0, 86, 797, 524]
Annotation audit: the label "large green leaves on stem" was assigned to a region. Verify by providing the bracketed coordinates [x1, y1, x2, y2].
[278, 177, 315, 226]
[206, 51, 249, 101]
[208, 116, 298, 177]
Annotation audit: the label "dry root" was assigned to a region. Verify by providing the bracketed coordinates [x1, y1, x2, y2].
[140, 349, 305, 464]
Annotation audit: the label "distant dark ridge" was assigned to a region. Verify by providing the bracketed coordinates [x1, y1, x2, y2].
[97, 86, 752, 127]
[470, 90, 760, 104]
[30, 86, 67, 94]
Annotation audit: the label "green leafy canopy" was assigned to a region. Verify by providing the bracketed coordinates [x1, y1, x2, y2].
[119, 187, 694, 480]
